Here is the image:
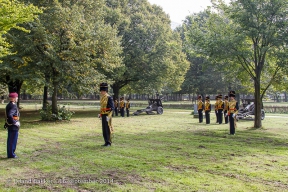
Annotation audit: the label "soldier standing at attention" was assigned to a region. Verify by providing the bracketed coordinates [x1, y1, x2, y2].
[98, 83, 114, 147]
[197, 95, 204, 123]
[224, 95, 229, 124]
[228, 91, 239, 135]
[126, 99, 130, 117]
[217, 94, 224, 124]
[119, 97, 125, 117]
[113, 98, 118, 117]
[214, 96, 219, 123]
[204, 96, 211, 124]
[5, 92, 20, 158]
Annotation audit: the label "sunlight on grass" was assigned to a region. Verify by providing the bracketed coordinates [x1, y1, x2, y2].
[0, 105, 287, 191]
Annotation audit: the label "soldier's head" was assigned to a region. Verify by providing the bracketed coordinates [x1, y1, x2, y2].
[218, 94, 222, 100]
[224, 95, 228, 100]
[9, 92, 18, 103]
[229, 91, 236, 98]
[198, 95, 202, 100]
[205, 96, 210, 101]
[99, 83, 108, 95]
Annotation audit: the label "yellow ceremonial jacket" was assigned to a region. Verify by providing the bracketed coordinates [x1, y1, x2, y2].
[198, 100, 203, 110]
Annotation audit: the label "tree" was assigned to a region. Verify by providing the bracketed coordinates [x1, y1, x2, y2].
[185, 0, 288, 128]
[8, 0, 123, 113]
[104, 0, 189, 98]
[0, 0, 41, 58]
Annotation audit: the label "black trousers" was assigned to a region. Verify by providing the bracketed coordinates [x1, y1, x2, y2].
[215, 110, 218, 123]
[218, 109, 223, 124]
[101, 115, 111, 144]
[7, 126, 19, 158]
[126, 108, 129, 117]
[224, 110, 228, 124]
[198, 109, 203, 123]
[229, 114, 236, 135]
[205, 111, 210, 124]
[120, 108, 124, 117]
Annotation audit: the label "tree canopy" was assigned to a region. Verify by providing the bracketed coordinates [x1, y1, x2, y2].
[185, 0, 288, 128]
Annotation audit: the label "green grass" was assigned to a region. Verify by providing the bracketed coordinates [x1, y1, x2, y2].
[0, 105, 288, 191]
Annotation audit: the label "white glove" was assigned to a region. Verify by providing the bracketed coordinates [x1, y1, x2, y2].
[106, 116, 109, 122]
[232, 114, 235, 118]
[15, 122, 20, 127]
[98, 114, 102, 119]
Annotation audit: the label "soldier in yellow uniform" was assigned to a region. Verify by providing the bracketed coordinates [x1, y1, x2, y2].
[228, 91, 239, 135]
[224, 95, 229, 124]
[98, 83, 114, 146]
[204, 96, 211, 124]
[214, 96, 219, 123]
[119, 97, 125, 117]
[197, 95, 204, 123]
[217, 94, 224, 124]
[126, 99, 130, 117]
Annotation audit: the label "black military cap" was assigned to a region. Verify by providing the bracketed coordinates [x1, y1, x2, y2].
[218, 94, 222, 99]
[100, 82, 108, 92]
[205, 96, 210, 100]
[229, 91, 236, 97]
[224, 95, 228, 99]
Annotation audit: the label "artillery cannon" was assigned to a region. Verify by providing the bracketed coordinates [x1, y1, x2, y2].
[133, 98, 163, 115]
[236, 99, 265, 120]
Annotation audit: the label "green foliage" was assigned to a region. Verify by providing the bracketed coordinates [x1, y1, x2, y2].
[184, 0, 288, 128]
[104, 0, 189, 96]
[39, 104, 74, 121]
[0, 0, 42, 58]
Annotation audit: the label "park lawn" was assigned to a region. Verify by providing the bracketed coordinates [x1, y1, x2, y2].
[0, 106, 287, 192]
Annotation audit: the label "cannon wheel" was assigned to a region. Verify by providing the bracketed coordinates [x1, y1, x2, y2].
[261, 110, 265, 120]
[157, 107, 163, 114]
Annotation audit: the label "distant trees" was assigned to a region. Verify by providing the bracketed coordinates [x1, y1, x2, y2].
[184, 0, 288, 128]
[104, 0, 189, 99]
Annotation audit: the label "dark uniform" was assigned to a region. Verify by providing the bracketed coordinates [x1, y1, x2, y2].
[214, 96, 219, 123]
[113, 99, 118, 116]
[5, 92, 20, 158]
[204, 96, 211, 124]
[224, 95, 229, 124]
[217, 94, 224, 124]
[99, 83, 114, 146]
[197, 95, 204, 123]
[126, 99, 130, 117]
[119, 97, 125, 117]
[228, 91, 239, 135]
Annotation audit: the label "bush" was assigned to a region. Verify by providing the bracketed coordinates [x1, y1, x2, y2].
[39, 104, 75, 121]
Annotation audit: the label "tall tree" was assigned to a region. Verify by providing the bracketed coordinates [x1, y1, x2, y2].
[185, 0, 288, 128]
[9, 0, 123, 113]
[0, 0, 41, 58]
[104, 0, 189, 98]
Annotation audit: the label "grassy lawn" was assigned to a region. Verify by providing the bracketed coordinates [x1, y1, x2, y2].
[0, 104, 288, 191]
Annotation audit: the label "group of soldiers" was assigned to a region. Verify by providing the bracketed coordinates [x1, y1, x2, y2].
[113, 97, 131, 117]
[197, 91, 239, 135]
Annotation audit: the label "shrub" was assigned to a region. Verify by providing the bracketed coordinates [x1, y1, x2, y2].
[39, 104, 75, 121]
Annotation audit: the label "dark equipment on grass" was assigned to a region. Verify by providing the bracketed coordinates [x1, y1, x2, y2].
[236, 99, 265, 120]
[133, 98, 163, 115]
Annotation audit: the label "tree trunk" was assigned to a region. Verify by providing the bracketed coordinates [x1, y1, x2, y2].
[284, 92, 287, 102]
[52, 80, 58, 114]
[254, 79, 262, 128]
[111, 84, 120, 100]
[6, 77, 23, 108]
[42, 86, 48, 110]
